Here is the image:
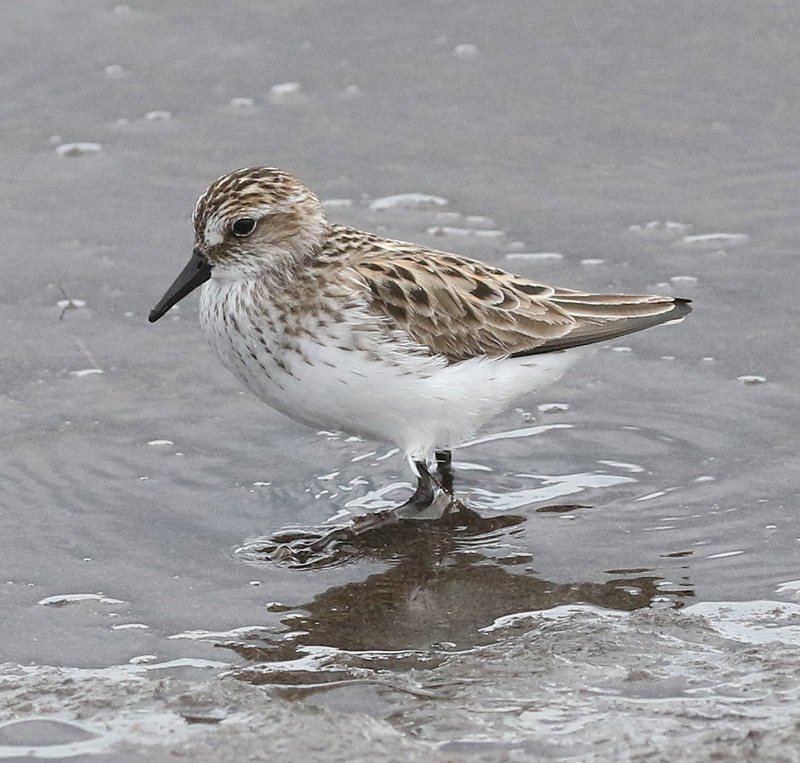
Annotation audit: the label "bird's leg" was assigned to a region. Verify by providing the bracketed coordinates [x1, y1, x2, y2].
[395, 459, 436, 515]
[338, 460, 436, 538]
[435, 449, 455, 495]
[282, 460, 445, 558]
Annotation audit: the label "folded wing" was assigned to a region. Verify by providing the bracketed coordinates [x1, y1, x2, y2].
[347, 242, 691, 362]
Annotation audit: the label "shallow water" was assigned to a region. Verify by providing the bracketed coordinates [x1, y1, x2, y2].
[2, 1, 800, 760]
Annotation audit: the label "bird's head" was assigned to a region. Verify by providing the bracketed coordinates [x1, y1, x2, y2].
[149, 167, 327, 323]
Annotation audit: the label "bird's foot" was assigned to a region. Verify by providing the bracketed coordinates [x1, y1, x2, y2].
[249, 457, 462, 567]
[353, 488, 458, 529]
[252, 492, 463, 567]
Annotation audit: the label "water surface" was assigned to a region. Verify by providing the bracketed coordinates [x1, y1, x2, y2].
[2, 1, 800, 760]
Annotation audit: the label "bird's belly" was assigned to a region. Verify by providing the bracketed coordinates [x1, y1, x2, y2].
[203, 319, 590, 457]
[203, 323, 444, 445]
[199, 281, 591, 456]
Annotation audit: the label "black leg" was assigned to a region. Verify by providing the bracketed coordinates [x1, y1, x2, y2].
[274, 456, 453, 560]
[337, 459, 437, 538]
[399, 460, 436, 513]
[435, 450, 455, 495]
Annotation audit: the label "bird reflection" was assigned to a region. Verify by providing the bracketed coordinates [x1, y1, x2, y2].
[220, 506, 694, 683]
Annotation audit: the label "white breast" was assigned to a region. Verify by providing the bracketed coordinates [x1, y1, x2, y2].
[199, 277, 589, 460]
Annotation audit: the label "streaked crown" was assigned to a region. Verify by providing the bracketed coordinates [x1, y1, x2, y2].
[193, 167, 328, 271]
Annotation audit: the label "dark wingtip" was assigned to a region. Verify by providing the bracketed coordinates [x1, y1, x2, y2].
[511, 294, 694, 358]
[670, 297, 693, 319]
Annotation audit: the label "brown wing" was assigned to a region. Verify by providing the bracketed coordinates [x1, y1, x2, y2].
[513, 287, 692, 356]
[327, 227, 691, 361]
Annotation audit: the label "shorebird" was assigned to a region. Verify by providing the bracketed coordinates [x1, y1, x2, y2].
[150, 167, 691, 527]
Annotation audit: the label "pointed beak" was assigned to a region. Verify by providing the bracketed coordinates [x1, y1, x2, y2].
[149, 248, 212, 323]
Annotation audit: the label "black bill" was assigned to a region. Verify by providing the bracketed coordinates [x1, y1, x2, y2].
[148, 248, 212, 323]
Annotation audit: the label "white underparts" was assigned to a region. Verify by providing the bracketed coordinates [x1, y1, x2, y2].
[199, 278, 590, 461]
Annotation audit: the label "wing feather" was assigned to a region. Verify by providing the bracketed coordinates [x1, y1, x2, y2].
[323, 226, 691, 361]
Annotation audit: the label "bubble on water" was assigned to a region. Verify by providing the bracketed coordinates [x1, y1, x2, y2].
[627, 220, 692, 240]
[341, 84, 362, 99]
[427, 225, 504, 238]
[147, 439, 174, 446]
[738, 374, 766, 385]
[649, 595, 678, 609]
[269, 82, 306, 104]
[39, 593, 125, 606]
[670, 275, 698, 285]
[104, 64, 125, 78]
[55, 142, 102, 157]
[229, 97, 255, 108]
[322, 198, 353, 209]
[537, 403, 569, 413]
[70, 369, 103, 377]
[505, 252, 563, 262]
[453, 43, 479, 59]
[370, 193, 448, 211]
[672, 233, 750, 250]
[581, 258, 605, 266]
[128, 654, 157, 664]
[144, 110, 171, 121]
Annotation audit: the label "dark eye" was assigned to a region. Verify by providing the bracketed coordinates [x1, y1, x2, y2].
[231, 217, 256, 237]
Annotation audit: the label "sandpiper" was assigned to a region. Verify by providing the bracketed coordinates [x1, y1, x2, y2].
[150, 167, 691, 524]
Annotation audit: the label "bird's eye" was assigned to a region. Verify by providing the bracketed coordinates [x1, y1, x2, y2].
[231, 218, 256, 237]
